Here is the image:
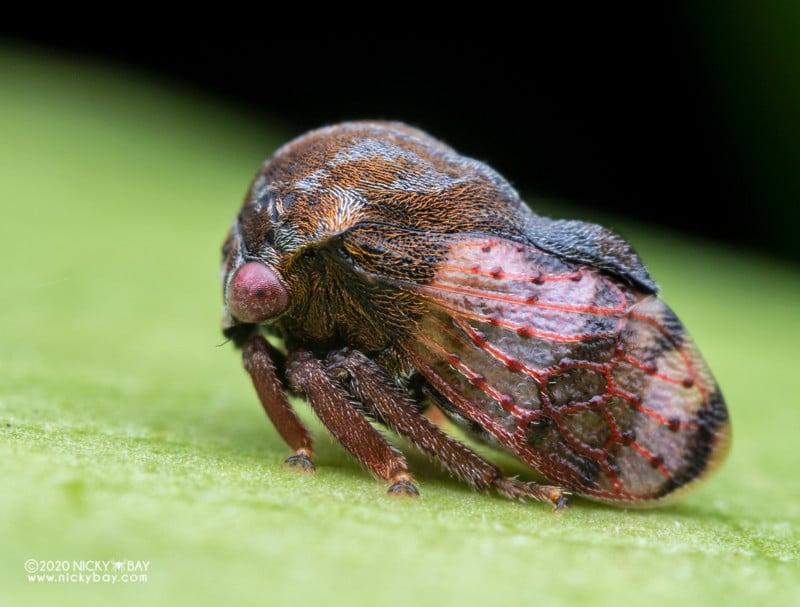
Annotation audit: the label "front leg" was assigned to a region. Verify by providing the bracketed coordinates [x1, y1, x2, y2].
[242, 336, 315, 470]
[285, 349, 418, 496]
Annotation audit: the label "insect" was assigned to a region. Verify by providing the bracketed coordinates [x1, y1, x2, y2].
[221, 121, 730, 509]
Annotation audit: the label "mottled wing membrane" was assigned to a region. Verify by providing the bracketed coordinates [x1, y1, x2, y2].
[355, 232, 730, 504]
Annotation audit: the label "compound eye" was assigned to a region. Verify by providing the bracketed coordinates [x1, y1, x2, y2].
[227, 262, 289, 322]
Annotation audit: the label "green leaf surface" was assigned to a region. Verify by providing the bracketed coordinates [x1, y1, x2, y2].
[1, 47, 798, 607]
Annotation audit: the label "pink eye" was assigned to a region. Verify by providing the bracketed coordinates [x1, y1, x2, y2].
[227, 262, 289, 323]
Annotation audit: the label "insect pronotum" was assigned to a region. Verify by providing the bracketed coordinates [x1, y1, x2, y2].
[221, 121, 730, 509]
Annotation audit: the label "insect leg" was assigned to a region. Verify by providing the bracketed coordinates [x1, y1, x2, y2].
[285, 349, 417, 496]
[325, 348, 569, 510]
[242, 336, 315, 471]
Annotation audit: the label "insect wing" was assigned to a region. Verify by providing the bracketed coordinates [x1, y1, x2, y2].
[360, 232, 730, 504]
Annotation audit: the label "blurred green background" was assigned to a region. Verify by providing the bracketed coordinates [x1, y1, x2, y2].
[1, 43, 798, 607]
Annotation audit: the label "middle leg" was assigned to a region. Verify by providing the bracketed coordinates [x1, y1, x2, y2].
[285, 349, 418, 496]
[325, 348, 569, 509]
